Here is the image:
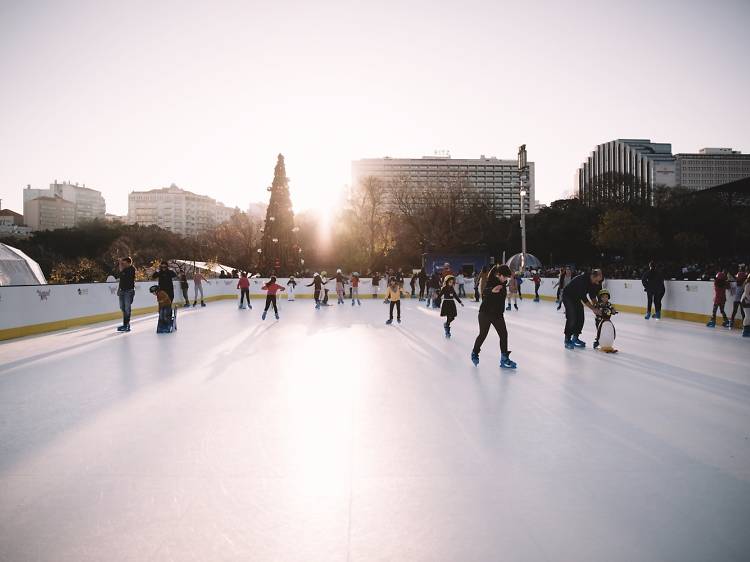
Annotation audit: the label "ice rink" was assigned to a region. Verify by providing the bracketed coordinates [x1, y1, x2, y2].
[1, 296, 749, 561]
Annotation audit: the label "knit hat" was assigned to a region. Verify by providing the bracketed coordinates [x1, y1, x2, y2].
[598, 288, 610, 298]
[149, 285, 159, 294]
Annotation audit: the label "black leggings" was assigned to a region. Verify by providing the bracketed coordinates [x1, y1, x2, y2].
[240, 288, 250, 305]
[563, 297, 585, 338]
[534, 284, 540, 298]
[646, 291, 664, 314]
[445, 315, 456, 327]
[264, 295, 278, 313]
[181, 286, 189, 303]
[711, 303, 728, 321]
[314, 289, 321, 303]
[731, 301, 746, 322]
[389, 300, 401, 320]
[472, 311, 508, 355]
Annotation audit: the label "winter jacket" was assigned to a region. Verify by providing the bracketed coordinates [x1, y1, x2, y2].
[262, 282, 284, 295]
[641, 268, 665, 293]
[237, 277, 250, 289]
[479, 278, 507, 316]
[115, 265, 136, 292]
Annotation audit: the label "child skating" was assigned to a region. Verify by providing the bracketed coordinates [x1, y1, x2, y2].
[307, 273, 325, 309]
[287, 275, 297, 301]
[506, 272, 519, 311]
[438, 275, 464, 338]
[237, 271, 252, 309]
[351, 272, 361, 305]
[707, 271, 731, 327]
[471, 264, 517, 369]
[384, 277, 404, 324]
[150, 285, 176, 334]
[333, 269, 348, 304]
[261, 276, 285, 320]
[192, 271, 210, 307]
[532, 271, 541, 302]
[593, 288, 618, 353]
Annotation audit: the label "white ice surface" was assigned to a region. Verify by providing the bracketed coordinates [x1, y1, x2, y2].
[1, 297, 749, 562]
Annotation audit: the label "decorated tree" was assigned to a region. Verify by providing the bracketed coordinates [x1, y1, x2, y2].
[259, 154, 300, 273]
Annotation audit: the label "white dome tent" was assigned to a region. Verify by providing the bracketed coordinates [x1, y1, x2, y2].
[505, 252, 542, 273]
[0, 243, 47, 286]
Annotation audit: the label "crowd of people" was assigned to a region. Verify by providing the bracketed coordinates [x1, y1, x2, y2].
[110, 258, 750, 346]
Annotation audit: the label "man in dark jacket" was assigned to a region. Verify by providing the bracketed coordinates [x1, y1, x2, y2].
[641, 261, 666, 320]
[562, 269, 603, 349]
[471, 264, 517, 369]
[151, 261, 176, 302]
[114, 256, 136, 332]
[417, 269, 427, 301]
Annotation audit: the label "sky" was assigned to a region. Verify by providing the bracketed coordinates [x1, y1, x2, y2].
[0, 0, 748, 216]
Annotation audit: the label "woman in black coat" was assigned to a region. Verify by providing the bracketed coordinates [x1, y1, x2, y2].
[641, 261, 666, 319]
[438, 275, 463, 338]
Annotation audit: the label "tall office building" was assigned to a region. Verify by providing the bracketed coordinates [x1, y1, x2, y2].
[675, 148, 750, 191]
[127, 184, 234, 237]
[351, 154, 535, 218]
[576, 140, 750, 205]
[23, 196, 75, 231]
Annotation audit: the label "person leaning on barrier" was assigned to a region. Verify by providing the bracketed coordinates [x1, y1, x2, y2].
[113, 256, 136, 333]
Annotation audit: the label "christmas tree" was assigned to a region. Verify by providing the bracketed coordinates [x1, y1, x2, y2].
[259, 154, 299, 274]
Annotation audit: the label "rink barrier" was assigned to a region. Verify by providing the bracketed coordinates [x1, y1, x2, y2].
[0, 277, 739, 341]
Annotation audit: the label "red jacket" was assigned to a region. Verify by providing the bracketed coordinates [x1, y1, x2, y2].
[237, 277, 250, 289]
[262, 282, 284, 295]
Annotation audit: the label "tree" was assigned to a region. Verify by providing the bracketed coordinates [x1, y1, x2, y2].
[346, 176, 396, 269]
[593, 208, 660, 262]
[259, 154, 299, 274]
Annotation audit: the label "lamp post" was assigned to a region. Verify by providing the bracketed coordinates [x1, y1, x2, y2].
[518, 144, 529, 272]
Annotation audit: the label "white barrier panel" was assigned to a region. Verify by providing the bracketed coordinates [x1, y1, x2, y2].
[0, 276, 733, 340]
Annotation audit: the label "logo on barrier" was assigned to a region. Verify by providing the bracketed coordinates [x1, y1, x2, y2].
[685, 284, 699, 292]
[109, 286, 118, 295]
[77, 288, 89, 295]
[37, 289, 51, 301]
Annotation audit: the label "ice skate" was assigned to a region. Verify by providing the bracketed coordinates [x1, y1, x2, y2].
[275, 313, 279, 320]
[572, 336, 586, 348]
[743, 326, 750, 337]
[385, 319, 393, 325]
[201, 301, 206, 307]
[116, 324, 128, 332]
[471, 352, 479, 366]
[262, 311, 267, 320]
[506, 303, 511, 311]
[192, 301, 197, 307]
[239, 303, 245, 310]
[500, 353, 517, 369]
[722, 319, 731, 328]
[352, 300, 355, 306]
[644, 312, 651, 320]
[357, 300, 361, 306]
[564, 338, 575, 350]
[653, 311, 660, 319]
[397, 318, 401, 324]
[443, 322, 450, 338]
[706, 319, 716, 327]
[513, 303, 518, 310]
[593, 340, 599, 349]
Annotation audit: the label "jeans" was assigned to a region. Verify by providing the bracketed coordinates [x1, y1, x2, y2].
[646, 290, 664, 315]
[193, 284, 204, 302]
[472, 311, 508, 355]
[389, 300, 401, 320]
[563, 297, 585, 338]
[118, 289, 135, 326]
[458, 284, 466, 297]
[240, 288, 250, 305]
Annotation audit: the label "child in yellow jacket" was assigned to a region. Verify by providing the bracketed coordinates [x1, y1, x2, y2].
[384, 278, 405, 324]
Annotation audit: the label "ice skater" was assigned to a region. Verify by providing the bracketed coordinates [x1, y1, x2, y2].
[351, 272, 362, 305]
[371, 272, 381, 299]
[261, 276, 285, 320]
[418, 268, 427, 301]
[506, 272, 519, 311]
[554, 266, 572, 310]
[178, 269, 190, 307]
[384, 277, 404, 324]
[428, 271, 441, 308]
[470, 264, 516, 369]
[150, 285, 175, 334]
[114, 256, 136, 333]
[192, 271, 210, 307]
[409, 274, 417, 298]
[531, 271, 541, 302]
[740, 275, 750, 337]
[438, 275, 464, 338]
[237, 271, 252, 309]
[561, 269, 603, 349]
[151, 261, 177, 304]
[287, 275, 297, 301]
[730, 265, 747, 328]
[333, 269, 348, 304]
[641, 261, 665, 319]
[593, 288, 618, 352]
[707, 270, 731, 327]
[307, 273, 327, 309]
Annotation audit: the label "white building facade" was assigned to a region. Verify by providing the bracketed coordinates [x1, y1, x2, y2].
[23, 181, 106, 226]
[352, 154, 535, 218]
[675, 148, 750, 191]
[127, 184, 234, 237]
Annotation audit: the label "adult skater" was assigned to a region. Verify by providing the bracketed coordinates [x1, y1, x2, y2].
[554, 266, 572, 310]
[287, 275, 297, 301]
[237, 271, 252, 309]
[384, 277, 404, 324]
[478, 266, 488, 302]
[730, 265, 747, 328]
[456, 272, 466, 298]
[333, 269, 348, 304]
[261, 276, 285, 320]
[151, 261, 176, 303]
[707, 270, 730, 328]
[178, 269, 190, 307]
[409, 274, 417, 298]
[371, 272, 381, 299]
[506, 271, 519, 311]
[428, 271, 441, 308]
[438, 275, 464, 338]
[192, 271, 210, 307]
[307, 273, 325, 309]
[395, 268, 405, 289]
[114, 256, 136, 332]
[351, 272, 362, 305]
[418, 268, 427, 301]
[470, 264, 516, 369]
[641, 261, 665, 319]
[562, 268, 603, 349]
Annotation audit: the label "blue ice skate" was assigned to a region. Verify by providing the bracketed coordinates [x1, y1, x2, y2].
[564, 338, 575, 350]
[443, 322, 451, 338]
[471, 352, 479, 366]
[385, 319, 393, 325]
[506, 303, 511, 311]
[644, 312, 651, 320]
[275, 313, 279, 320]
[706, 319, 716, 327]
[262, 311, 267, 320]
[722, 319, 731, 328]
[500, 353, 517, 369]
[572, 336, 586, 348]
[653, 311, 660, 319]
[743, 326, 750, 337]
